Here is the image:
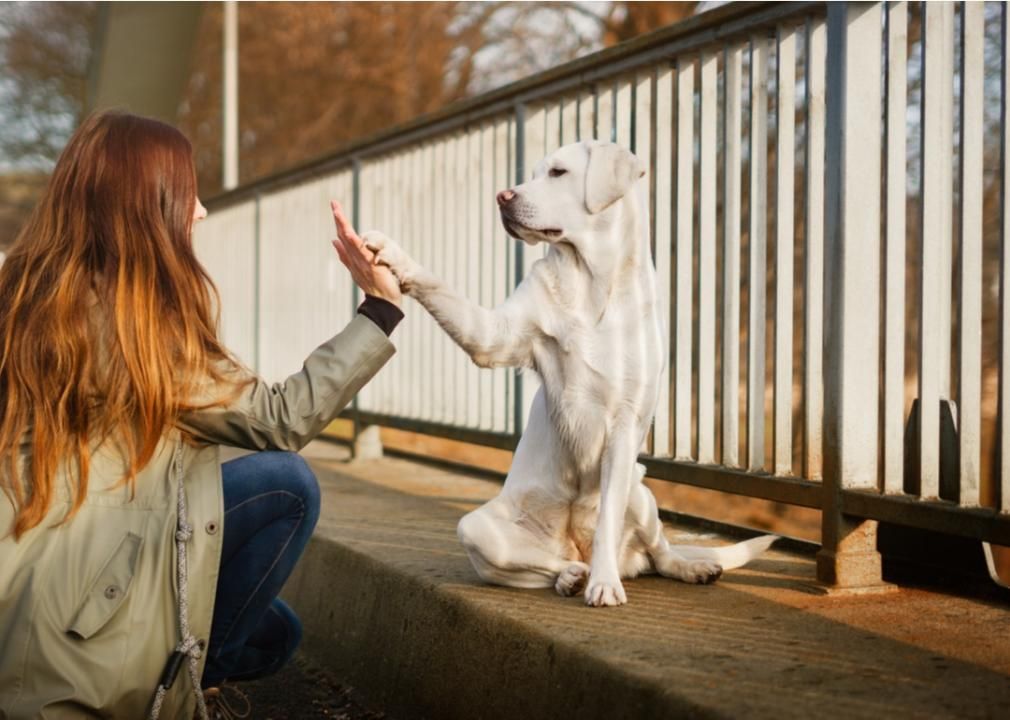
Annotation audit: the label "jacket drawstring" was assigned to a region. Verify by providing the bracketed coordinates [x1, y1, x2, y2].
[149, 442, 209, 720]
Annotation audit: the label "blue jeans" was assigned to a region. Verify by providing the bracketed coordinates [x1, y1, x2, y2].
[201, 452, 321, 688]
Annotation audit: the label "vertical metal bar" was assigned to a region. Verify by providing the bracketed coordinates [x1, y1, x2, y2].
[804, 16, 826, 482]
[579, 87, 596, 142]
[350, 159, 362, 441]
[748, 34, 769, 472]
[616, 79, 633, 148]
[450, 134, 465, 426]
[1000, 3, 1010, 512]
[513, 103, 526, 436]
[957, 0, 983, 507]
[562, 95, 579, 145]
[654, 66, 675, 458]
[723, 44, 743, 468]
[611, 80, 619, 142]
[675, 57, 695, 461]
[818, 1, 884, 589]
[635, 69, 655, 455]
[479, 125, 493, 430]
[253, 192, 262, 374]
[919, 1, 954, 500]
[411, 148, 423, 421]
[698, 52, 718, 464]
[222, 0, 239, 190]
[391, 153, 404, 419]
[883, 2, 907, 495]
[774, 25, 796, 477]
[597, 83, 614, 142]
[434, 140, 447, 423]
[422, 142, 436, 423]
[544, 103, 562, 155]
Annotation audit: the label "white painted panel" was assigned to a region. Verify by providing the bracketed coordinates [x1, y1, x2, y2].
[519, 106, 547, 430]
[698, 52, 718, 465]
[918, 2, 954, 499]
[193, 201, 257, 368]
[615, 78, 633, 148]
[257, 171, 355, 385]
[773, 26, 795, 477]
[597, 83, 615, 142]
[479, 124, 496, 431]
[723, 45, 743, 469]
[674, 58, 694, 461]
[748, 34, 769, 473]
[653, 66, 674, 458]
[495, 118, 513, 434]
[561, 95, 579, 146]
[958, 0, 984, 506]
[804, 17, 826, 482]
[578, 90, 596, 142]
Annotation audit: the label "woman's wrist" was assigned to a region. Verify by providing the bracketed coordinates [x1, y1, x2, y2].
[357, 295, 404, 336]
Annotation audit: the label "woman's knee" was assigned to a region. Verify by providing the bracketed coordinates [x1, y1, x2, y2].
[255, 452, 321, 520]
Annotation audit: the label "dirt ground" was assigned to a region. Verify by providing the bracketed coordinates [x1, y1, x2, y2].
[239, 652, 390, 720]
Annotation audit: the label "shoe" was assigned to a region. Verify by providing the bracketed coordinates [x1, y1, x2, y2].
[197, 683, 251, 720]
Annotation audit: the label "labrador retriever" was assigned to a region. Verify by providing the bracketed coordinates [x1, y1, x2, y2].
[363, 140, 774, 607]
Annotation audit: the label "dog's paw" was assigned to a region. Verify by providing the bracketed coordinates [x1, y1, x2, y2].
[584, 576, 627, 607]
[682, 560, 723, 585]
[361, 231, 420, 290]
[555, 562, 590, 597]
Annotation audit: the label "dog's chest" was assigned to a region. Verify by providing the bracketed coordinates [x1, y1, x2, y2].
[534, 312, 658, 456]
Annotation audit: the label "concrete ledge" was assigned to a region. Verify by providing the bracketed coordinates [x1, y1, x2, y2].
[282, 443, 1010, 720]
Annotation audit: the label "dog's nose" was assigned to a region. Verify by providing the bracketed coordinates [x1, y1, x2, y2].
[497, 189, 516, 207]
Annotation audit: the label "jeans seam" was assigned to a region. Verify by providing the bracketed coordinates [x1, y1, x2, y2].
[214, 499, 306, 653]
[224, 489, 304, 518]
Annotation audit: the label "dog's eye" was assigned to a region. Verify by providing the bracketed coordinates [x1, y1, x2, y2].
[548, 168, 567, 178]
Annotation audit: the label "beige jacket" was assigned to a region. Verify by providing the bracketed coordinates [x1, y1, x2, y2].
[0, 314, 395, 719]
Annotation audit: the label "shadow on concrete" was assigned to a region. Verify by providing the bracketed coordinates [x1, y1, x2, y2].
[281, 446, 1010, 720]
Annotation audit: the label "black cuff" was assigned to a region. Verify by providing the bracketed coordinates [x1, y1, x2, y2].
[357, 295, 404, 336]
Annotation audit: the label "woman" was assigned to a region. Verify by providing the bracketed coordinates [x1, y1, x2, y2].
[0, 111, 401, 719]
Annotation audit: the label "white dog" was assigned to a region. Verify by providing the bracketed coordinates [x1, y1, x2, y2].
[364, 140, 774, 607]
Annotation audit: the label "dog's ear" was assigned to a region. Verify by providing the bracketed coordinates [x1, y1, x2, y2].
[584, 142, 646, 214]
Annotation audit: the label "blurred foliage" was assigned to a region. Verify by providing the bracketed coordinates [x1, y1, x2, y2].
[0, 1, 95, 170]
[176, 1, 696, 194]
[0, 1, 696, 246]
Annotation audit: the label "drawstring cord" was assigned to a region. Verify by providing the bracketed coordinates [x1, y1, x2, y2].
[149, 442, 210, 720]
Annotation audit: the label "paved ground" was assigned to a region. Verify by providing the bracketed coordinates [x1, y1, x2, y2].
[268, 440, 1010, 720]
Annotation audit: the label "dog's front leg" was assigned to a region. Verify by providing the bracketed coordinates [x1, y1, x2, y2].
[364, 231, 536, 368]
[586, 429, 639, 607]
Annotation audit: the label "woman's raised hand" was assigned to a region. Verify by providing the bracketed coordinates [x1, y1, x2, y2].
[330, 201, 402, 307]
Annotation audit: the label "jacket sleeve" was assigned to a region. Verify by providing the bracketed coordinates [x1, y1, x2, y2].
[177, 314, 395, 451]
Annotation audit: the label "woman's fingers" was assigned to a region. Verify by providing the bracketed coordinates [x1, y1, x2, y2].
[330, 200, 364, 250]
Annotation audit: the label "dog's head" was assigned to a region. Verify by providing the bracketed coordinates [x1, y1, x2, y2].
[497, 140, 646, 246]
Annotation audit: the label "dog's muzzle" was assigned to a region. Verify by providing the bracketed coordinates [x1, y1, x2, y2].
[496, 190, 562, 241]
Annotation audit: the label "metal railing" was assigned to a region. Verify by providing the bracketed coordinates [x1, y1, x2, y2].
[194, 1, 1010, 586]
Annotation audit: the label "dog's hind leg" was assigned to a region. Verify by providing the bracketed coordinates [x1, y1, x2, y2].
[457, 501, 586, 591]
[625, 472, 724, 585]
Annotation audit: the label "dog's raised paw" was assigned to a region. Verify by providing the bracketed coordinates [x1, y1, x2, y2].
[361, 231, 418, 289]
[555, 563, 589, 597]
[584, 578, 627, 607]
[361, 230, 394, 262]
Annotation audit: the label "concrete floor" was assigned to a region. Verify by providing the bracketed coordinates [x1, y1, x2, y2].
[271, 440, 1010, 720]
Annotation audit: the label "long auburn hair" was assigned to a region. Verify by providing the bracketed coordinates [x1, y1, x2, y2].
[0, 111, 248, 540]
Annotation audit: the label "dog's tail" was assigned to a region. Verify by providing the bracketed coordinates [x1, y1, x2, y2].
[668, 534, 777, 571]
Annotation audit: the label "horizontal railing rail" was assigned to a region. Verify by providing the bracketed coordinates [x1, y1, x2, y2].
[193, 0, 1010, 587]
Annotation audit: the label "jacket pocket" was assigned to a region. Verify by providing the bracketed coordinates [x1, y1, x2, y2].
[65, 532, 144, 640]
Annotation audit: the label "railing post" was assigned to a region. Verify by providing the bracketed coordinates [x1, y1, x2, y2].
[817, 1, 891, 591]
